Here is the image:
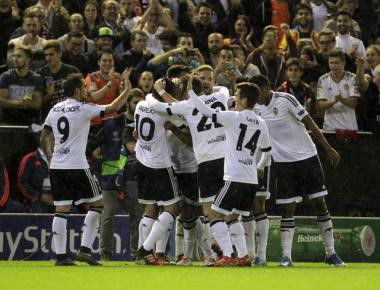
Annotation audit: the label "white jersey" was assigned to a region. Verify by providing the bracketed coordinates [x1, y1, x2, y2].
[146, 88, 229, 164]
[44, 98, 106, 169]
[254, 91, 317, 162]
[317, 72, 359, 131]
[166, 117, 198, 174]
[189, 90, 270, 183]
[134, 98, 172, 169]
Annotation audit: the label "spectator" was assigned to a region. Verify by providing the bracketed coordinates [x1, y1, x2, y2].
[83, 0, 100, 37]
[0, 157, 25, 213]
[37, 40, 79, 121]
[8, 14, 47, 70]
[335, 11, 366, 59]
[61, 31, 92, 77]
[0, 45, 43, 125]
[215, 46, 241, 94]
[149, 32, 203, 75]
[0, 0, 21, 65]
[17, 127, 53, 213]
[246, 25, 297, 89]
[44, 0, 70, 39]
[352, 0, 378, 45]
[277, 57, 318, 120]
[323, 0, 361, 40]
[58, 13, 96, 55]
[178, 2, 217, 55]
[356, 61, 380, 134]
[228, 15, 255, 55]
[134, 0, 175, 56]
[96, 0, 131, 57]
[137, 70, 154, 96]
[85, 48, 124, 125]
[365, 45, 380, 77]
[119, 0, 141, 32]
[279, 4, 319, 52]
[231, 45, 261, 80]
[299, 45, 320, 87]
[315, 28, 356, 77]
[317, 48, 359, 131]
[120, 30, 153, 85]
[303, 0, 336, 32]
[204, 32, 224, 68]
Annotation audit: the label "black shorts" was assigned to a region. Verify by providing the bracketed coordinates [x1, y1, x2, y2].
[257, 166, 271, 199]
[50, 168, 102, 206]
[212, 181, 257, 217]
[176, 172, 199, 205]
[136, 161, 180, 206]
[197, 158, 224, 202]
[271, 155, 328, 204]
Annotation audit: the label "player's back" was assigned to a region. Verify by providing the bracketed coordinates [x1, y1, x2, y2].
[46, 98, 105, 169]
[222, 110, 270, 184]
[183, 90, 229, 164]
[135, 99, 171, 169]
[254, 92, 317, 162]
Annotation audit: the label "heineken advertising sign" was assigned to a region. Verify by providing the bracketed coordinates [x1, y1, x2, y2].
[267, 217, 379, 262]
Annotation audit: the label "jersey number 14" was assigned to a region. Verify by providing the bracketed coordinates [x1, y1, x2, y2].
[236, 124, 261, 156]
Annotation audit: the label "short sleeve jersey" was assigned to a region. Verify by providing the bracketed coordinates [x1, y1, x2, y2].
[214, 110, 271, 184]
[147, 89, 229, 164]
[317, 71, 359, 131]
[44, 98, 106, 169]
[254, 91, 317, 162]
[134, 98, 172, 169]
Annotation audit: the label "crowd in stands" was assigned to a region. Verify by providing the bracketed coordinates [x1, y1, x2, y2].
[0, 0, 379, 216]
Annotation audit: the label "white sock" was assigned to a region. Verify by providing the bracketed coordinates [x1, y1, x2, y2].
[210, 220, 233, 257]
[143, 211, 175, 251]
[255, 213, 269, 260]
[183, 217, 197, 258]
[242, 215, 256, 258]
[317, 212, 335, 256]
[175, 219, 184, 258]
[138, 218, 144, 248]
[81, 210, 101, 249]
[155, 227, 171, 253]
[195, 218, 213, 257]
[280, 218, 295, 259]
[228, 221, 248, 258]
[52, 214, 68, 255]
[141, 215, 155, 245]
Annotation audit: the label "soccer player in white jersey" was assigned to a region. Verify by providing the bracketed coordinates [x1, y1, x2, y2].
[188, 77, 271, 266]
[40, 72, 131, 266]
[251, 74, 346, 267]
[134, 79, 182, 265]
[146, 66, 229, 263]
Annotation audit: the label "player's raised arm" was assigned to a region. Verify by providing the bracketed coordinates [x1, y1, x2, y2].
[187, 75, 215, 118]
[104, 68, 132, 114]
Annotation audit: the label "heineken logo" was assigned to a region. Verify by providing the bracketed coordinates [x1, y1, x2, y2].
[296, 234, 323, 243]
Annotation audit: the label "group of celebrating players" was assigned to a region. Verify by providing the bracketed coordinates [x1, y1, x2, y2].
[41, 63, 346, 267]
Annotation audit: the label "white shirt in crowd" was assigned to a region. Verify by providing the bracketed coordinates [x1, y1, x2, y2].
[254, 91, 317, 163]
[44, 98, 106, 169]
[310, 1, 328, 32]
[335, 33, 366, 59]
[317, 71, 359, 131]
[143, 25, 164, 56]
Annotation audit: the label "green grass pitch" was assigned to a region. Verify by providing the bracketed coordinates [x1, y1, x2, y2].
[1, 261, 379, 290]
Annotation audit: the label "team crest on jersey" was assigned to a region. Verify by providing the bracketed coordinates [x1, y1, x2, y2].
[273, 107, 278, 115]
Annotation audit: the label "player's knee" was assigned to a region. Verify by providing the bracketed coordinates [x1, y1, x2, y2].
[281, 203, 296, 218]
[253, 197, 266, 214]
[312, 197, 328, 215]
[144, 204, 159, 218]
[55, 205, 71, 214]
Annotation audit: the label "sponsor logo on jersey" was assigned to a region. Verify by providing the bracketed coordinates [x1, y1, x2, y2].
[204, 96, 217, 105]
[139, 144, 152, 151]
[58, 147, 70, 155]
[207, 134, 225, 144]
[238, 158, 254, 165]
